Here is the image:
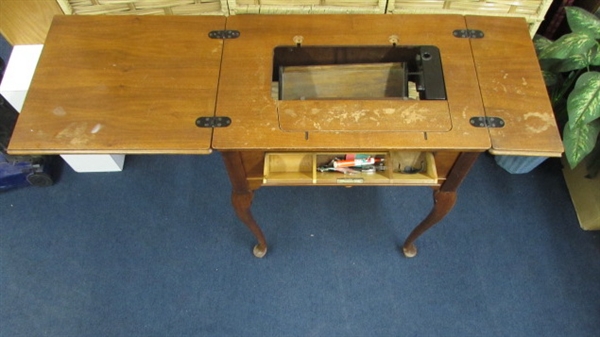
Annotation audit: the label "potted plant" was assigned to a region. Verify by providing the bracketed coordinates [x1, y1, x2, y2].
[534, 6, 600, 230]
[535, 6, 600, 178]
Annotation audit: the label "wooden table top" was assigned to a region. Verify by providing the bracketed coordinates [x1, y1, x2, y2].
[9, 15, 225, 154]
[8, 14, 563, 157]
[214, 15, 489, 152]
[466, 16, 564, 156]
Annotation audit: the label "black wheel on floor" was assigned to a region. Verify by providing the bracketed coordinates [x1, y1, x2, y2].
[27, 172, 53, 187]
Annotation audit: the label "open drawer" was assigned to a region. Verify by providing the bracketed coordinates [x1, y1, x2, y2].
[263, 151, 438, 186]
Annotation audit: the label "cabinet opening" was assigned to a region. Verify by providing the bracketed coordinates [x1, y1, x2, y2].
[273, 46, 446, 101]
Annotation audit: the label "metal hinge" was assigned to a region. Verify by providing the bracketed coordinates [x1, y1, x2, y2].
[208, 30, 240, 39]
[453, 29, 484, 39]
[195, 116, 231, 128]
[470, 116, 505, 128]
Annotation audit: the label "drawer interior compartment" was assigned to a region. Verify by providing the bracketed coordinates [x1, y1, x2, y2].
[263, 151, 438, 185]
[315, 153, 388, 184]
[389, 151, 438, 184]
[263, 153, 315, 184]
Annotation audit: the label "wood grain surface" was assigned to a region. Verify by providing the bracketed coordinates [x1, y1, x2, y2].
[9, 15, 225, 154]
[214, 14, 491, 152]
[8, 14, 562, 158]
[0, 0, 63, 45]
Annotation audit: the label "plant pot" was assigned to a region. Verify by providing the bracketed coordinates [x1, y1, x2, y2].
[494, 155, 548, 174]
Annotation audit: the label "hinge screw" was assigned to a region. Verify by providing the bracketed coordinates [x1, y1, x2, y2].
[293, 35, 303, 47]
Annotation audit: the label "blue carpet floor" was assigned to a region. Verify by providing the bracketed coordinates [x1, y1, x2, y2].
[1, 153, 599, 336]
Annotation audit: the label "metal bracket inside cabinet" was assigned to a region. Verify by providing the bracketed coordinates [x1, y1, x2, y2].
[453, 29, 484, 39]
[469, 117, 505, 128]
[196, 116, 232, 128]
[208, 30, 240, 39]
[417, 46, 446, 100]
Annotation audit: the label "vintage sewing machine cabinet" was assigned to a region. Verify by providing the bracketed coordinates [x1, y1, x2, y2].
[8, 15, 563, 257]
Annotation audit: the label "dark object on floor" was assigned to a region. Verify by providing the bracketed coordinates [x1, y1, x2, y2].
[0, 94, 53, 191]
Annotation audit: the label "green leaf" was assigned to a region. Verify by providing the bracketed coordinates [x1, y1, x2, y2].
[563, 119, 600, 168]
[585, 138, 600, 178]
[539, 32, 597, 60]
[554, 53, 590, 72]
[567, 71, 600, 126]
[542, 70, 559, 86]
[533, 34, 553, 54]
[566, 7, 600, 39]
[550, 46, 599, 72]
[591, 45, 600, 66]
[539, 58, 561, 72]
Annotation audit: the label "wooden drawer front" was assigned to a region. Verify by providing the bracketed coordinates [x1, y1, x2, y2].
[263, 151, 438, 186]
[433, 151, 460, 180]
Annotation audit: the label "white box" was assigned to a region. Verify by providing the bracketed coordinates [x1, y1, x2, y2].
[1, 45, 125, 173]
[0, 44, 44, 111]
[60, 154, 125, 173]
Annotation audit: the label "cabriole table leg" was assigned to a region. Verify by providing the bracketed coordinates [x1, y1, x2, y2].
[232, 190, 268, 258]
[402, 190, 456, 257]
[222, 151, 268, 258]
[402, 152, 480, 257]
